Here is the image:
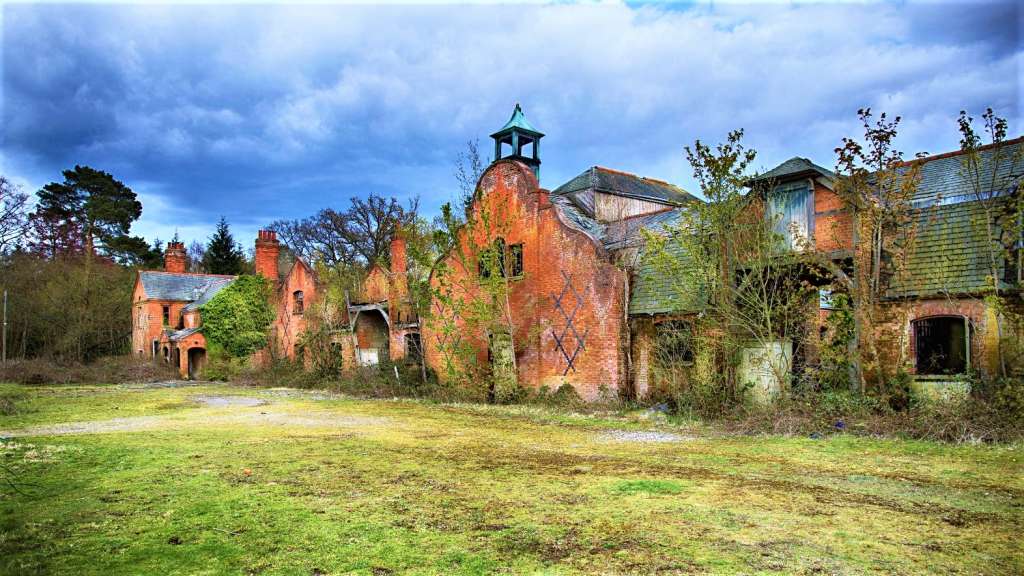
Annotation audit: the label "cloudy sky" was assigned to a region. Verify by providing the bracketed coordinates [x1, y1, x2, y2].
[2, 1, 1020, 248]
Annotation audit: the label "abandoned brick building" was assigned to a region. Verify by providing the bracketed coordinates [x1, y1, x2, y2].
[134, 105, 1022, 398]
[132, 231, 318, 378]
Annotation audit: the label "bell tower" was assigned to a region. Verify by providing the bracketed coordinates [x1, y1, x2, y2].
[490, 103, 543, 178]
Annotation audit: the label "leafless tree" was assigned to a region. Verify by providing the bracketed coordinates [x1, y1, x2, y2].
[0, 176, 31, 254]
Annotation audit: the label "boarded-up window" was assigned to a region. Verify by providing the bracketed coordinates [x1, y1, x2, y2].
[768, 182, 813, 251]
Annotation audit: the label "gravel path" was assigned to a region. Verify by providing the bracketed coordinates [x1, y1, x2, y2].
[597, 430, 691, 443]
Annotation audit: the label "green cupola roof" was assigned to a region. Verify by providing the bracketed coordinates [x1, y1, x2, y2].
[491, 103, 544, 138]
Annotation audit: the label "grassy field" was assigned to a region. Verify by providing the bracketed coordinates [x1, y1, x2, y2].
[0, 382, 1021, 575]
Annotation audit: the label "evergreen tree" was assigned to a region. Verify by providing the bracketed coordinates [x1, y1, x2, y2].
[203, 216, 244, 275]
[29, 165, 142, 260]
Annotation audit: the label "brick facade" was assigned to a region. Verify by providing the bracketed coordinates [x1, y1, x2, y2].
[421, 159, 628, 400]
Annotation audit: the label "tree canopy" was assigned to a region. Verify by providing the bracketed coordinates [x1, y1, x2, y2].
[203, 216, 245, 275]
[29, 165, 146, 263]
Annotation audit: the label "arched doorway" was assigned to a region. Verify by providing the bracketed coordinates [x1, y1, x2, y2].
[187, 347, 207, 380]
[353, 308, 389, 366]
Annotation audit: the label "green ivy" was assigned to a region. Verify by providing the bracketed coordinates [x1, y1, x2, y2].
[200, 275, 275, 358]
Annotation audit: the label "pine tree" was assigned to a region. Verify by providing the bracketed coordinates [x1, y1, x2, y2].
[203, 216, 244, 275]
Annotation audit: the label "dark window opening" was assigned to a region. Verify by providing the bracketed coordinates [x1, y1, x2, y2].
[162, 305, 170, 325]
[176, 312, 185, 330]
[294, 343, 305, 361]
[405, 333, 423, 365]
[509, 243, 524, 278]
[914, 316, 968, 375]
[654, 320, 695, 366]
[293, 290, 304, 315]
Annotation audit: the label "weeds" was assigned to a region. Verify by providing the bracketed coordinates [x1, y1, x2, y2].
[0, 355, 177, 385]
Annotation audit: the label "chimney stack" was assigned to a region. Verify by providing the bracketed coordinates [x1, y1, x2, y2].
[390, 226, 407, 277]
[255, 229, 280, 282]
[164, 241, 187, 274]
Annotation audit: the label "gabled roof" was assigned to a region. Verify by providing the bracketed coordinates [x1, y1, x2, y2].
[552, 166, 697, 206]
[750, 157, 836, 185]
[138, 271, 236, 302]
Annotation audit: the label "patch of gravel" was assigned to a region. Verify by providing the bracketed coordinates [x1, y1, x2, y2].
[120, 380, 205, 390]
[258, 388, 343, 401]
[190, 395, 267, 407]
[598, 430, 691, 443]
[0, 416, 165, 437]
[228, 411, 389, 428]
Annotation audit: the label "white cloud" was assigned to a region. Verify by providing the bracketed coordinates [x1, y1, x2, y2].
[2, 1, 1020, 245]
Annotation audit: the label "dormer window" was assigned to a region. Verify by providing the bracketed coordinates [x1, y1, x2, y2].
[293, 290, 304, 315]
[767, 181, 814, 251]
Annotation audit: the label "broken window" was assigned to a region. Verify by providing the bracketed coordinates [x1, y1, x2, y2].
[767, 182, 813, 251]
[293, 290, 304, 315]
[405, 333, 423, 365]
[913, 316, 969, 375]
[162, 305, 170, 325]
[509, 243, 524, 278]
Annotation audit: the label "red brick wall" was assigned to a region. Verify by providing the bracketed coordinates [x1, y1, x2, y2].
[360, 265, 389, 303]
[813, 184, 853, 253]
[270, 260, 317, 360]
[131, 277, 189, 357]
[874, 298, 991, 377]
[422, 159, 628, 400]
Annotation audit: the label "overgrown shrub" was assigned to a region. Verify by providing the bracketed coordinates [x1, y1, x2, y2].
[0, 355, 177, 385]
[200, 275, 275, 358]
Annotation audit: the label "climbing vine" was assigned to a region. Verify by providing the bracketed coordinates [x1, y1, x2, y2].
[200, 275, 275, 358]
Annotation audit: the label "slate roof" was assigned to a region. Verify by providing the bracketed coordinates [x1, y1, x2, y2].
[629, 237, 706, 315]
[905, 138, 1024, 206]
[182, 277, 236, 311]
[750, 157, 836, 184]
[552, 166, 697, 206]
[139, 271, 236, 302]
[168, 327, 202, 342]
[885, 201, 1011, 298]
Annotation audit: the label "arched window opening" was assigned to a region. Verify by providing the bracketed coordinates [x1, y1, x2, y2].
[293, 290, 304, 315]
[913, 316, 969, 375]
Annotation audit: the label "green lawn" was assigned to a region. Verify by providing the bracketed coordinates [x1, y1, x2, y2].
[1, 382, 1021, 575]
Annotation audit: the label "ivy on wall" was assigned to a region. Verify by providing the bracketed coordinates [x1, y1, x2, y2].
[200, 275, 275, 358]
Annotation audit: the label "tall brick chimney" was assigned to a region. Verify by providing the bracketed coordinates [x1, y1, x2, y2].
[164, 241, 187, 273]
[390, 226, 407, 277]
[255, 229, 280, 282]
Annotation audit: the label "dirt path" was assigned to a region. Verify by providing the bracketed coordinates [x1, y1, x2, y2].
[0, 391, 389, 438]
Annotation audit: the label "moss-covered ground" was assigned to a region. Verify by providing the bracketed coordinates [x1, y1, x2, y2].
[0, 382, 1020, 575]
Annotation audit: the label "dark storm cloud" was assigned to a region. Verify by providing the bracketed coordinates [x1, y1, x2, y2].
[1, 1, 1020, 245]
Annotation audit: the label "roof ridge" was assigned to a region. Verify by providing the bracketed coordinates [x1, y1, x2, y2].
[140, 270, 236, 278]
[898, 135, 1024, 167]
